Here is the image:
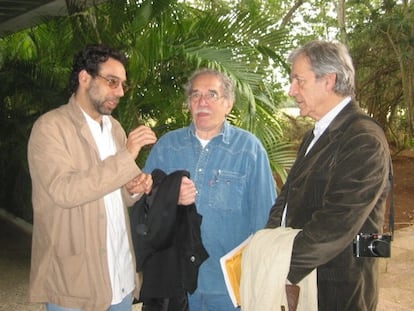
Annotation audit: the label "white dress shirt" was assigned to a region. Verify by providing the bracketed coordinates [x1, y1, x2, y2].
[305, 97, 352, 155]
[83, 111, 135, 304]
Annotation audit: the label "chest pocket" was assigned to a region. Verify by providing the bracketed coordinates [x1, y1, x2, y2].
[207, 170, 245, 211]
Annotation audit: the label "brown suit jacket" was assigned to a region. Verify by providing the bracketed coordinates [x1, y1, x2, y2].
[267, 102, 391, 311]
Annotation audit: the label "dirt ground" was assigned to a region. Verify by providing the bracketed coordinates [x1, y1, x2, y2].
[391, 154, 414, 230]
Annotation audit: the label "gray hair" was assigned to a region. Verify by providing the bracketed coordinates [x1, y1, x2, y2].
[288, 40, 355, 98]
[184, 68, 235, 106]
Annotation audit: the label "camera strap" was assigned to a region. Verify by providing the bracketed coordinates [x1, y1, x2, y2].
[388, 157, 395, 241]
[356, 114, 395, 240]
[353, 114, 395, 240]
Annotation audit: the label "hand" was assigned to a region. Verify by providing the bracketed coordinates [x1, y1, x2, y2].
[285, 283, 300, 311]
[178, 177, 197, 205]
[126, 125, 157, 159]
[126, 173, 153, 195]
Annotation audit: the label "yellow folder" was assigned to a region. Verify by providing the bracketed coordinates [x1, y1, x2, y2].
[220, 235, 252, 307]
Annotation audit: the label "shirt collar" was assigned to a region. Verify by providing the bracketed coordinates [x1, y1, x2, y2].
[188, 120, 231, 144]
[81, 109, 112, 133]
[314, 96, 351, 137]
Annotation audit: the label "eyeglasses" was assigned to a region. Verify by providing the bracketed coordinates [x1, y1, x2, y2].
[188, 91, 224, 104]
[95, 74, 130, 92]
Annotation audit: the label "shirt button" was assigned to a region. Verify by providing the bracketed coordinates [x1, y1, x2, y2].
[190, 255, 196, 262]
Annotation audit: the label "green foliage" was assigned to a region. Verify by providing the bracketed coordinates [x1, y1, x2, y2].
[3, 0, 413, 223]
[348, 0, 414, 149]
[0, 0, 297, 221]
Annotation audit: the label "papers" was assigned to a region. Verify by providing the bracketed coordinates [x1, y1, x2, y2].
[220, 235, 253, 308]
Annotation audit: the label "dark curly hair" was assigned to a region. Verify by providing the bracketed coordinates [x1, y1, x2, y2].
[68, 44, 128, 94]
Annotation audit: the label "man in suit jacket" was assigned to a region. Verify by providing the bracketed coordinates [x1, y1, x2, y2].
[266, 40, 391, 311]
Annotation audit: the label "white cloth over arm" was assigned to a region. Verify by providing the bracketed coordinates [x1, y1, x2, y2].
[240, 227, 318, 311]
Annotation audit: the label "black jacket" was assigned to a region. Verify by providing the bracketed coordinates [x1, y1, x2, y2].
[130, 169, 209, 298]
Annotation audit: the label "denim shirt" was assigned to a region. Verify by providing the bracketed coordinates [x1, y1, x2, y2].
[144, 121, 277, 296]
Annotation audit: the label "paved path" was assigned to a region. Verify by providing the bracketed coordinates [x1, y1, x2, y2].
[0, 210, 413, 311]
[377, 225, 414, 310]
[0, 215, 40, 311]
[0, 212, 141, 311]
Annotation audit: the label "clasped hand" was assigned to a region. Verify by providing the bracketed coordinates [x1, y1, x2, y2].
[127, 175, 197, 205]
[126, 173, 153, 195]
[178, 177, 197, 205]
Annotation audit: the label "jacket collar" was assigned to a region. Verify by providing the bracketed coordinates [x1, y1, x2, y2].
[309, 101, 363, 153]
[66, 95, 122, 154]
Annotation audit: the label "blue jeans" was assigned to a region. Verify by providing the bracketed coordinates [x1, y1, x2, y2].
[188, 292, 239, 311]
[46, 293, 133, 311]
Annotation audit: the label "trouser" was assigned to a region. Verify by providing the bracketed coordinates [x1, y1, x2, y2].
[188, 292, 237, 311]
[141, 294, 188, 311]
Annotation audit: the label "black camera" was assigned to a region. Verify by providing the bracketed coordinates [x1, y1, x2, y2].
[353, 233, 392, 257]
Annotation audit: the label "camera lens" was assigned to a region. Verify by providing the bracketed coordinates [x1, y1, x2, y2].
[369, 239, 391, 257]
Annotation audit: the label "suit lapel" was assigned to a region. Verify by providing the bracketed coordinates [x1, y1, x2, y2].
[290, 102, 363, 176]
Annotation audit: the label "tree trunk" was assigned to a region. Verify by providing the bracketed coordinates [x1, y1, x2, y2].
[337, 0, 347, 43]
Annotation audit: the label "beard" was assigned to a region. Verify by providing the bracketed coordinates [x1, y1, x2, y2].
[91, 98, 115, 115]
[88, 83, 119, 116]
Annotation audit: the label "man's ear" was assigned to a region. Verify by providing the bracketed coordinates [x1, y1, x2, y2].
[324, 73, 337, 91]
[79, 69, 90, 85]
[225, 100, 234, 115]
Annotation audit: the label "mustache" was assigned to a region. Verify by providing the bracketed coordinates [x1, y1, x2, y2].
[107, 97, 120, 104]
